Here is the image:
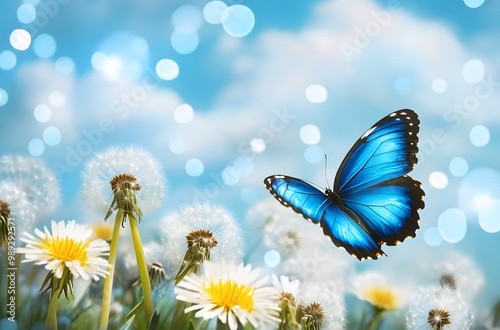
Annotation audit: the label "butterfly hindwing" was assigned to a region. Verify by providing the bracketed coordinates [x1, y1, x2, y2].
[342, 176, 424, 246]
[264, 175, 384, 260]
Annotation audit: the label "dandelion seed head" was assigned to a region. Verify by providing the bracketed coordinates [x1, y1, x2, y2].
[423, 252, 484, 299]
[298, 281, 346, 330]
[0, 181, 37, 232]
[82, 146, 166, 215]
[0, 154, 60, 220]
[405, 285, 474, 330]
[161, 203, 244, 278]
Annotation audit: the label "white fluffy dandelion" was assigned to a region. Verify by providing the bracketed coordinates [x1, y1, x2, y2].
[298, 281, 346, 330]
[82, 146, 166, 216]
[161, 203, 244, 278]
[0, 154, 60, 219]
[424, 252, 484, 299]
[0, 181, 36, 233]
[405, 284, 474, 330]
[17, 220, 110, 281]
[175, 260, 280, 330]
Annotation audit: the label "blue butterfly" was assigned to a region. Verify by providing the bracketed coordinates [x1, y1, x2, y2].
[264, 109, 425, 260]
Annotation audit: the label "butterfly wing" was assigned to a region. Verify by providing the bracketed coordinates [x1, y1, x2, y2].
[264, 175, 384, 260]
[335, 109, 425, 246]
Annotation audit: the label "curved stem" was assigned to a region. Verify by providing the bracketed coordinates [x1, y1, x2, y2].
[99, 209, 123, 330]
[46, 283, 63, 330]
[129, 214, 154, 325]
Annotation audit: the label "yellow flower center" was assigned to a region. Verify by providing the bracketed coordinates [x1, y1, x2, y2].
[46, 236, 89, 265]
[91, 223, 114, 241]
[362, 285, 400, 310]
[204, 278, 255, 313]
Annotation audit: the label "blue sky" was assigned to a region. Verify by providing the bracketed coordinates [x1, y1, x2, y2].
[1, 0, 500, 315]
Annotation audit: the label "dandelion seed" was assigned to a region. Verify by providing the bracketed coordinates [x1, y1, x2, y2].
[175, 261, 280, 330]
[82, 146, 166, 221]
[405, 285, 474, 330]
[161, 203, 244, 279]
[0, 154, 60, 220]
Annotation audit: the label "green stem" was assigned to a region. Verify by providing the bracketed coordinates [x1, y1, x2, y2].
[366, 308, 385, 330]
[99, 209, 123, 330]
[129, 213, 154, 326]
[46, 283, 63, 330]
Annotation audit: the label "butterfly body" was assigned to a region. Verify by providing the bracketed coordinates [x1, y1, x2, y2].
[264, 109, 425, 260]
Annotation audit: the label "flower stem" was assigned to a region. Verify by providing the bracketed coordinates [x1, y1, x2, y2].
[99, 209, 123, 330]
[129, 213, 154, 326]
[366, 307, 385, 330]
[46, 282, 63, 330]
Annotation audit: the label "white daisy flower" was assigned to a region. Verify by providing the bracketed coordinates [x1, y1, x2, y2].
[273, 274, 301, 329]
[405, 284, 474, 330]
[272, 274, 300, 298]
[299, 281, 346, 330]
[17, 220, 110, 281]
[352, 271, 407, 311]
[175, 260, 280, 330]
[0, 154, 60, 220]
[161, 203, 244, 279]
[82, 146, 166, 219]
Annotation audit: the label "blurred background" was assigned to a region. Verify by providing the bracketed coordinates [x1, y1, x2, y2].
[1, 0, 499, 325]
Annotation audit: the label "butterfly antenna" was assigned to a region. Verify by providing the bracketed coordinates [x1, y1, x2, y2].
[324, 154, 331, 189]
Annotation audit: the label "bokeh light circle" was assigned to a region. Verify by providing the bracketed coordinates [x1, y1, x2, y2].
[264, 250, 281, 268]
[478, 200, 500, 233]
[429, 171, 448, 189]
[91, 52, 107, 71]
[459, 167, 500, 215]
[156, 59, 179, 80]
[43, 126, 62, 146]
[438, 208, 467, 243]
[462, 59, 485, 84]
[49, 91, 66, 107]
[33, 34, 57, 58]
[470, 125, 489, 146]
[34, 104, 52, 122]
[250, 138, 266, 153]
[17, 4, 37, 23]
[55, 57, 75, 75]
[174, 104, 195, 123]
[170, 29, 199, 54]
[424, 227, 442, 247]
[203, 1, 227, 24]
[305, 84, 328, 103]
[300, 124, 321, 145]
[304, 145, 324, 164]
[394, 76, 413, 95]
[185, 158, 204, 176]
[28, 138, 45, 156]
[431, 78, 447, 94]
[169, 136, 185, 154]
[172, 5, 203, 30]
[449, 157, 468, 177]
[0, 51, 17, 70]
[10, 29, 31, 51]
[222, 5, 255, 37]
[463, 0, 485, 8]
[0, 89, 8, 107]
